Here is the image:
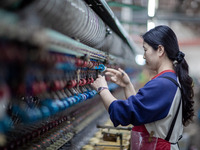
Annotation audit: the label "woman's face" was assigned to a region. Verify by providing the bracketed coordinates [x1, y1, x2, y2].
[143, 42, 160, 71]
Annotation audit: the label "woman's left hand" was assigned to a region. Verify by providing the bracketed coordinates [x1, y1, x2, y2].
[91, 75, 108, 91]
[105, 68, 131, 87]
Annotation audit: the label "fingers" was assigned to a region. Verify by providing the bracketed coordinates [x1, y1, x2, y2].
[97, 75, 106, 80]
[118, 68, 124, 73]
[91, 74, 107, 91]
[110, 76, 117, 82]
[118, 68, 126, 77]
[105, 72, 115, 76]
[106, 68, 126, 78]
[98, 74, 102, 78]
[106, 68, 120, 74]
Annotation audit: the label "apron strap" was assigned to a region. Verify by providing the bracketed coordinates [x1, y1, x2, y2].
[162, 76, 182, 142]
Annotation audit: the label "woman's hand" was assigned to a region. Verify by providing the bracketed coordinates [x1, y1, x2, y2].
[91, 75, 108, 91]
[105, 68, 131, 87]
[91, 75, 116, 111]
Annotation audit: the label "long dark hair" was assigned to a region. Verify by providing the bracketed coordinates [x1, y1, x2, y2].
[142, 25, 194, 126]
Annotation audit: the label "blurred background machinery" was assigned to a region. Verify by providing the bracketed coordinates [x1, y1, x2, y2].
[0, 0, 143, 150]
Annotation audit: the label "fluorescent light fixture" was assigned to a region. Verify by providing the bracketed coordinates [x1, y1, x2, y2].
[148, 0, 156, 17]
[135, 54, 145, 66]
[147, 20, 155, 31]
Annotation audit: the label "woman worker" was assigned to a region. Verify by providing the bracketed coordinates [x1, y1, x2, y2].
[91, 25, 194, 150]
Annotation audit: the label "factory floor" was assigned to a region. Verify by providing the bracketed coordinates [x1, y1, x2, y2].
[59, 110, 110, 150]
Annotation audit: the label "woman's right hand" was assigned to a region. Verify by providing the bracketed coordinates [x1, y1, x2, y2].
[105, 68, 131, 87]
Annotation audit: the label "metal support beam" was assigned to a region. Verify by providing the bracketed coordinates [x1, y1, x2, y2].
[107, 1, 146, 11]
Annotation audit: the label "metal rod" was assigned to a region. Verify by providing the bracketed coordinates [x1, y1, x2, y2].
[97, 124, 132, 130]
